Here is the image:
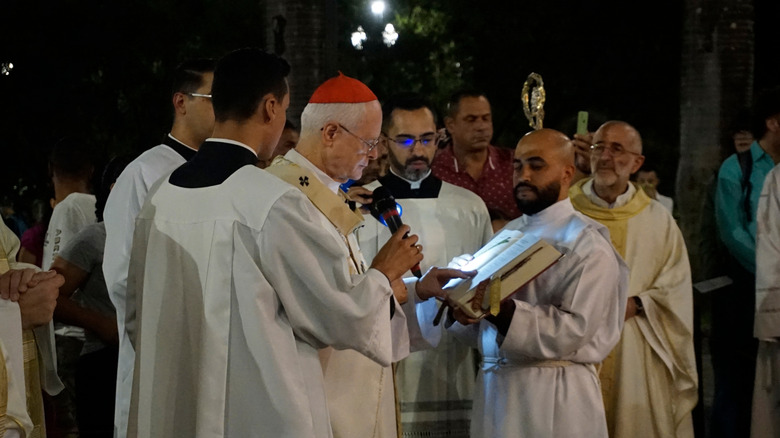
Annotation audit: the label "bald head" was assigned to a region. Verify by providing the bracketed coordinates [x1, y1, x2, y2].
[517, 128, 575, 167]
[512, 128, 576, 215]
[594, 121, 643, 153]
[590, 120, 645, 203]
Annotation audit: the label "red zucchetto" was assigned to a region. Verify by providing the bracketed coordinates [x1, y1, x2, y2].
[308, 71, 377, 104]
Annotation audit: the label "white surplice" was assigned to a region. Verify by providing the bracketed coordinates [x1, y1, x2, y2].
[446, 198, 628, 438]
[103, 139, 193, 438]
[350, 177, 492, 437]
[126, 148, 408, 438]
[752, 163, 780, 438]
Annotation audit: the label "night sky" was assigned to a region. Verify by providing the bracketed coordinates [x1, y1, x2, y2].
[1, 0, 777, 214]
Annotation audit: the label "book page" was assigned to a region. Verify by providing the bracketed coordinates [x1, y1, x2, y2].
[442, 229, 523, 291]
[444, 232, 543, 301]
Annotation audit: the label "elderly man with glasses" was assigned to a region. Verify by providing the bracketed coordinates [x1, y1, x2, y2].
[348, 93, 492, 437]
[569, 121, 698, 438]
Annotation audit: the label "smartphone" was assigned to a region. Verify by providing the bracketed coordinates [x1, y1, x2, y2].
[577, 111, 589, 135]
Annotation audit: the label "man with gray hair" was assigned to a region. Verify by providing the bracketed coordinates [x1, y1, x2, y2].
[270, 74, 473, 438]
[570, 121, 697, 438]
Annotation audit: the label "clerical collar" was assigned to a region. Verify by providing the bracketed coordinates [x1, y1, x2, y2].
[378, 170, 442, 199]
[168, 139, 259, 188]
[582, 178, 636, 209]
[284, 149, 342, 194]
[164, 134, 198, 161]
[388, 168, 431, 189]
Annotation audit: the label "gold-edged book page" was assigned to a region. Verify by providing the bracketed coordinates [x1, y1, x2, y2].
[443, 230, 564, 319]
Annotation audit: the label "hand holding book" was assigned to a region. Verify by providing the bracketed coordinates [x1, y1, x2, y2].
[441, 229, 564, 320]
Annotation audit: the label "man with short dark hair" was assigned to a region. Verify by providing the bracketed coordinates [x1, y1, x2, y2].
[126, 54, 427, 437]
[432, 91, 520, 230]
[353, 94, 492, 437]
[102, 57, 215, 438]
[570, 121, 697, 438]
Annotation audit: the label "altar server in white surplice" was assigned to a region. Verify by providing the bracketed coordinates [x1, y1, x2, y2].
[125, 51, 429, 438]
[102, 58, 215, 438]
[752, 163, 780, 438]
[446, 129, 628, 438]
[570, 121, 698, 438]
[353, 94, 492, 437]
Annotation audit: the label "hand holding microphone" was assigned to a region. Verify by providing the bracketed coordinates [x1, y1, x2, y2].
[368, 186, 424, 279]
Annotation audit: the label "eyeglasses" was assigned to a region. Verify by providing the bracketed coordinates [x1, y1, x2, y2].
[386, 133, 438, 149]
[187, 93, 212, 99]
[590, 142, 642, 157]
[325, 123, 381, 152]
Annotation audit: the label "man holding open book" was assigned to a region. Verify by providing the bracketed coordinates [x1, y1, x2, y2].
[446, 128, 628, 437]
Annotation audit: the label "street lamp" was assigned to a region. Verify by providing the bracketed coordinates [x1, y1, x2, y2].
[1, 63, 13, 76]
[382, 24, 398, 47]
[351, 26, 367, 50]
[371, 1, 385, 17]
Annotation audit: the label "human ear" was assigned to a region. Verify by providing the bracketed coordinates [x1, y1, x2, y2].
[263, 96, 278, 123]
[444, 117, 455, 132]
[321, 122, 339, 146]
[173, 92, 187, 115]
[630, 155, 646, 174]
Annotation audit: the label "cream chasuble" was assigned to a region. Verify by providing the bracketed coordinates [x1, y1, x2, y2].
[570, 179, 698, 438]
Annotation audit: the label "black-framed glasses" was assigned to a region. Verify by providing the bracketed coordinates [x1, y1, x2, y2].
[386, 133, 438, 149]
[323, 123, 381, 152]
[187, 93, 212, 99]
[590, 142, 642, 157]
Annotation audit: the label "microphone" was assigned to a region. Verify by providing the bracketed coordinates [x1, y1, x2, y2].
[368, 186, 422, 278]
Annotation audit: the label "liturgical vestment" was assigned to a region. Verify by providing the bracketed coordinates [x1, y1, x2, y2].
[570, 179, 698, 438]
[126, 141, 409, 438]
[447, 198, 628, 437]
[103, 135, 197, 438]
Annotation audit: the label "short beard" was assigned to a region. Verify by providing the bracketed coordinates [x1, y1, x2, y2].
[390, 153, 430, 181]
[514, 181, 561, 215]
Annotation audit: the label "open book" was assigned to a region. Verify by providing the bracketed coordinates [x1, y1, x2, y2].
[443, 229, 564, 319]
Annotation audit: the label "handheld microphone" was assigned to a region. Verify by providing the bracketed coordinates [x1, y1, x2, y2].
[369, 186, 422, 278]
